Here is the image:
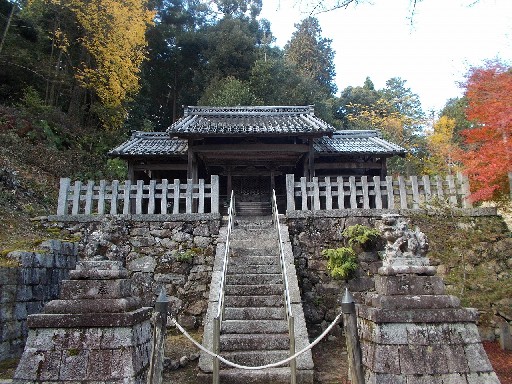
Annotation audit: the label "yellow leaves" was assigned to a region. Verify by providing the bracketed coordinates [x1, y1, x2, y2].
[52, 28, 69, 52]
[423, 116, 460, 176]
[43, 0, 155, 128]
[428, 116, 455, 147]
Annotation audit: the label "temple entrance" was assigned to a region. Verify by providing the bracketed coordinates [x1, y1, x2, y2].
[232, 175, 271, 202]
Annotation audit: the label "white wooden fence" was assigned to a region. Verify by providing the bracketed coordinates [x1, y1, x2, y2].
[286, 173, 473, 212]
[57, 176, 219, 215]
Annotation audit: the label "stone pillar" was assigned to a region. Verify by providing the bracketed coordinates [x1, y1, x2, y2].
[357, 214, 500, 383]
[13, 260, 153, 384]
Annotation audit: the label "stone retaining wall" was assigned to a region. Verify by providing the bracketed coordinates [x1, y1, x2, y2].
[0, 240, 77, 361]
[43, 213, 221, 330]
[286, 208, 511, 340]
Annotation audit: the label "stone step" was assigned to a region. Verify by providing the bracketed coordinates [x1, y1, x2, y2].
[229, 255, 279, 264]
[227, 264, 282, 275]
[230, 239, 277, 249]
[224, 307, 285, 320]
[232, 227, 275, 236]
[235, 203, 272, 217]
[224, 295, 284, 308]
[222, 319, 288, 334]
[226, 273, 283, 285]
[199, 368, 292, 384]
[221, 350, 290, 367]
[225, 284, 284, 296]
[220, 333, 290, 351]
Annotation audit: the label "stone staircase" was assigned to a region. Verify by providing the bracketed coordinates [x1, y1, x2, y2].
[199, 216, 313, 383]
[235, 201, 272, 216]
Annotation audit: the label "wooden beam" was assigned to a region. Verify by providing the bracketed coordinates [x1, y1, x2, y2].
[189, 144, 309, 153]
[314, 162, 383, 170]
[133, 164, 188, 171]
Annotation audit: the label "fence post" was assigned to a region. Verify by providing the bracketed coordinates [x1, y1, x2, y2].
[57, 178, 71, 215]
[147, 289, 169, 384]
[286, 174, 295, 212]
[211, 175, 219, 214]
[458, 173, 472, 209]
[341, 288, 364, 384]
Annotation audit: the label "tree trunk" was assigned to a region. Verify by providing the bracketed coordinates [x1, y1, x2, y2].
[0, 2, 16, 55]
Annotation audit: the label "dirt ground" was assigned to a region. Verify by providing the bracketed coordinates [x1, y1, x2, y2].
[483, 341, 512, 384]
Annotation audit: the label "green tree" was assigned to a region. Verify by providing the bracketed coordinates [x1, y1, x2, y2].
[199, 76, 259, 106]
[213, 0, 262, 19]
[336, 76, 381, 128]
[128, 0, 209, 129]
[201, 16, 260, 81]
[439, 97, 471, 145]
[284, 16, 336, 96]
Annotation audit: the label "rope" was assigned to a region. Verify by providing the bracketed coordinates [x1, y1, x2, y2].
[171, 311, 343, 370]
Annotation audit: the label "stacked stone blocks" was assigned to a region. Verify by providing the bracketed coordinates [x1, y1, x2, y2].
[0, 240, 77, 361]
[13, 260, 152, 383]
[357, 214, 499, 383]
[44, 215, 220, 328]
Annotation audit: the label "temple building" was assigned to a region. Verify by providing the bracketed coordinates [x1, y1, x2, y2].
[109, 106, 406, 209]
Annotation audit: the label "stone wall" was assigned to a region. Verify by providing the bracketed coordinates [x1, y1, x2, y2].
[286, 208, 511, 340]
[286, 211, 383, 337]
[44, 213, 221, 329]
[0, 240, 77, 361]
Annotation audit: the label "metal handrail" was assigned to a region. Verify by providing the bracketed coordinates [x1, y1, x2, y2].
[271, 189, 296, 384]
[216, 190, 236, 321]
[213, 190, 235, 384]
[272, 190, 293, 318]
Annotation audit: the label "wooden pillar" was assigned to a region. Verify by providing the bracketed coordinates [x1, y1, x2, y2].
[227, 167, 232, 197]
[187, 142, 198, 183]
[308, 139, 315, 181]
[127, 162, 135, 182]
[380, 158, 388, 178]
[302, 154, 309, 180]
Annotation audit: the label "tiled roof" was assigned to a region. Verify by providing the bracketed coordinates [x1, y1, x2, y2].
[314, 130, 406, 156]
[167, 106, 335, 136]
[109, 130, 406, 157]
[109, 132, 187, 157]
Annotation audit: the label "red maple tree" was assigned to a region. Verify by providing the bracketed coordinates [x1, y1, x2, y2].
[459, 61, 512, 202]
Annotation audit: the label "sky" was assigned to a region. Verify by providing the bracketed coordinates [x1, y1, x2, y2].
[259, 0, 512, 113]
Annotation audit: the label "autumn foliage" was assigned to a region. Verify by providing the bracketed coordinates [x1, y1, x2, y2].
[459, 62, 512, 201]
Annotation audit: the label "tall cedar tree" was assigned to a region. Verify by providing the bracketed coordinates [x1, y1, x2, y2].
[284, 17, 336, 96]
[459, 62, 512, 201]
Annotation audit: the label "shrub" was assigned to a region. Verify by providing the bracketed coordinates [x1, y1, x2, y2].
[321, 247, 358, 280]
[342, 224, 380, 250]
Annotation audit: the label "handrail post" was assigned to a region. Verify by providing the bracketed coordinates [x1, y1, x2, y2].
[213, 316, 221, 384]
[341, 288, 364, 384]
[289, 316, 297, 384]
[147, 288, 169, 384]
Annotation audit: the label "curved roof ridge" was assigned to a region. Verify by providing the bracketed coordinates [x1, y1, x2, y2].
[183, 105, 314, 116]
[168, 105, 334, 136]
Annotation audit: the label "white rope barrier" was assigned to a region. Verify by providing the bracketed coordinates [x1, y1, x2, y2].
[171, 311, 343, 370]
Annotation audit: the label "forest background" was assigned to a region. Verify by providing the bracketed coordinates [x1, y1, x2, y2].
[0, 0, 511, 246]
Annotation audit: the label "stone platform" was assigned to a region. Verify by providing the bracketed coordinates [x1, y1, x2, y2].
[357, 215, 500, 383]
[13, 260, 152, 384]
